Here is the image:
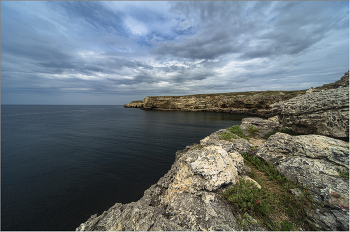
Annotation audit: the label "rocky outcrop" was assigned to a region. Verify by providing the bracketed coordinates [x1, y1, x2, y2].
[271, 86, 349, 138]
[315, 71, 349, 90]
[256, 133, 349, 230]
[123, 100, 144, 108]
[124, 90, 307, 117]
[77, 118, 349, 231]
[240, 116, 282, 138]
[76, 132, 261, 231]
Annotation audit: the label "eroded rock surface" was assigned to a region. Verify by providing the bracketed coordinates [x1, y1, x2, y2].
[240, 117, 282, 138]
[256, 133, 349, 230]
[76, 130, 260, 231]
[271, 86, 349, 137]
[124, 90, 307, 117]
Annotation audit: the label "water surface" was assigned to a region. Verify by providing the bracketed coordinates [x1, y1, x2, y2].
[1, 105, 250, 230]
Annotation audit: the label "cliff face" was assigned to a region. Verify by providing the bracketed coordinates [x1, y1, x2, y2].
[272, 86, 349, 138]
[124, 72, 349, 119]
[76, 132, 254, 231]
[271, 72, 349, 138]
[77, 118, 349, 231]
[125, 90, 307, 117]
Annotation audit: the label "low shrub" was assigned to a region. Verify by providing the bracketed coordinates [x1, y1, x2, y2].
[247, 125, 259, 137]
[224, 177, 271, 216]
[337, 167, 349, 179]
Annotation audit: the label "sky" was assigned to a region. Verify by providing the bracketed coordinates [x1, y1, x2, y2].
[1, 1, 349, 105]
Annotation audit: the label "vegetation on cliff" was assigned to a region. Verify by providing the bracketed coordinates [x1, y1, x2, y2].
[223, 150, 316, 231]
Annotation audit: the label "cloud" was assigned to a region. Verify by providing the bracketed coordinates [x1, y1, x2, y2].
[1, 1, 348, 105]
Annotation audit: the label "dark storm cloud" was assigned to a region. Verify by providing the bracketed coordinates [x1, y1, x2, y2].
[1, 1, 348, 105]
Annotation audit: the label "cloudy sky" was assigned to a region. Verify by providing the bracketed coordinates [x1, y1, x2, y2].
[1, 1, 349, 105]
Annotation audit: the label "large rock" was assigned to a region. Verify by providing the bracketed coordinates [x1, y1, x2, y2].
[256, 133, 349, 231]
[200, 129, 253, 154]
[76, 130, 260, 231]
[271, 86, 349, 137]
[240, 117, 282, 138]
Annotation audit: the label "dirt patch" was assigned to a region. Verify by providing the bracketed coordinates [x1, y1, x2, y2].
[249, 138, 265, 146]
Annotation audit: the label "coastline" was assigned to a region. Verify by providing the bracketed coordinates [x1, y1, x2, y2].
[77, 72, 349, 231]
[77, 116, 349, 231]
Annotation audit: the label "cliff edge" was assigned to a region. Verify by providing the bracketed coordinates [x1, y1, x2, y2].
[77, 72, 349, 231]
[76, 119, 349, 231]
[124, 72, 349, 118]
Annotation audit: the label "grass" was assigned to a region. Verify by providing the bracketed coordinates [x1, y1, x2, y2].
[247, 125, 259, 137]
[219, 131, 239, 141]
[337, 167, 349, 179]
[226, 125, 249, 140]
[222, 152, 316, 231]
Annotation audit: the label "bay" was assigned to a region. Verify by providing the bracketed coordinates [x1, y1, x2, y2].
[1, 105, 250, 230]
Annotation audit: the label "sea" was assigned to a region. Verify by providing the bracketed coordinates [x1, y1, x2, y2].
[1, 105, 251, 231]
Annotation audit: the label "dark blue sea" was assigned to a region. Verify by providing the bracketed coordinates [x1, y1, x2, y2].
[1, 105, 250, 231]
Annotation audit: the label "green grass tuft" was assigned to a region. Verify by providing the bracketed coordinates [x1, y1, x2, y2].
[337, 167, 349, 179]
[226, 125, 249, 140]
[219, 131, 239, 141]
[247, 125, 259, 137]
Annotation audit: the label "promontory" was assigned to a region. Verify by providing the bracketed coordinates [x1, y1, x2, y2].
[78, 71, 349, 231]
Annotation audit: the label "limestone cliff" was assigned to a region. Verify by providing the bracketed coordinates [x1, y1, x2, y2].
[124, 90, 307, 117]
[271, 71, 349, 138]
[124, 72, 349, 119]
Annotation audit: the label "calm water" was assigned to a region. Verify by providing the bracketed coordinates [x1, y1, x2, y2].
[1, 105, 250, 231]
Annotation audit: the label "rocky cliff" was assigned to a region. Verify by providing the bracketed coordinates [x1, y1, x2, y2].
[124, 90, 307, 117]
[271, 71, 349, 138]
[124, 72, 349, 118]
[79, 72, 349, 231]
[76, 117, 349, 231]
[76, 134, 253, 231]
[144, 92, 307, 117]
